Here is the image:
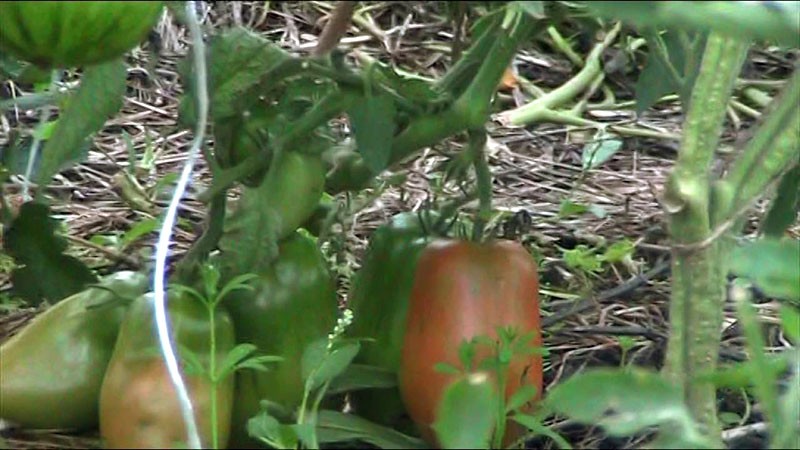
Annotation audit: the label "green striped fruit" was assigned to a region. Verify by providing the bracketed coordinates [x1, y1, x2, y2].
[0, 1, 164, 69]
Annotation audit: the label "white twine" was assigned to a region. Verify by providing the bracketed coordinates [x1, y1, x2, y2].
[151, 2, 207, 448]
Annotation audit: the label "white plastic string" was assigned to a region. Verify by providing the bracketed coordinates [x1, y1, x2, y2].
[151, 2, 206, 448]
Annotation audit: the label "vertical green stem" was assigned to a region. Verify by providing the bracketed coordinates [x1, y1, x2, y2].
[208, 304, 219, 449]
[469, 130, 492, 242]
[662, 32, 748, 439]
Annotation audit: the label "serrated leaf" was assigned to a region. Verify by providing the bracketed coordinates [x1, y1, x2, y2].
[5, 201, 97, 305]
[762, 164, 800, 238]
[217, 186, 281, 276]
[347, 94, 396, 173]
[316, 409, 428, 449]
[729, 238, 800, 302]
[36, 59, 126, 185]
[326, 364, 398, 395]
[433, 372, 498, 449]
[178, 27, 295, 126]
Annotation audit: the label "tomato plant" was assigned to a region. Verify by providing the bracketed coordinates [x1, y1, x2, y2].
[0, 271, 147, 430]
[0, 1, 164, 69]
[399, 239, 543, 447]
[99, 292, 236, 449]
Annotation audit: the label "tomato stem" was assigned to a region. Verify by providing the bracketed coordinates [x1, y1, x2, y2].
[469, 129, 492, 243]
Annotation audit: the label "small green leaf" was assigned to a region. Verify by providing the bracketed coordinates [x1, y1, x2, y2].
[511, 413, 572, 450]
[434, 372, 498, 450]
[602, 239, 635, 263]
[582, 131, 623, 170]
[558, 200, 589, 218]
[562, 245, 603, 273]
[179, 345, 207, 377]
[235, 355, 283, 373]
[121, 218, 159, 248]
[347, 94, 397, 174]
[316, 409, 428, 449]
[216, 343, 258, 379]
[247, 412, 299, 449]
[506, 384, 539, 413]
[307, 342, 361, 391]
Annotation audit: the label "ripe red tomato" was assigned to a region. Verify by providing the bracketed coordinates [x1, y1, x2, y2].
[398, 239, 543, 447]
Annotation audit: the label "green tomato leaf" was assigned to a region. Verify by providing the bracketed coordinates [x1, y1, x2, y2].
[316, 409, 428, 449]
[696, 354, 789, 389]
[433, 372, 498, 450]
[5, 201, 97, 305]
[761, 164, 800, 238]
[729, 238, 800, 303]
[326, 363, 398, 395]
[178, 27, 296, 125]
[543, 368, 693, 437]
[36, 59, 126, 185]
[346, 94, 397, 174]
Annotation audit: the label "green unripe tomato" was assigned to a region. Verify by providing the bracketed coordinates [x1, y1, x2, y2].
[0, 1, 164, 69]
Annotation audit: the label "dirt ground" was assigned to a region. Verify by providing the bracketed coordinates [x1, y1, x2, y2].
[1, 2, 797, 449]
